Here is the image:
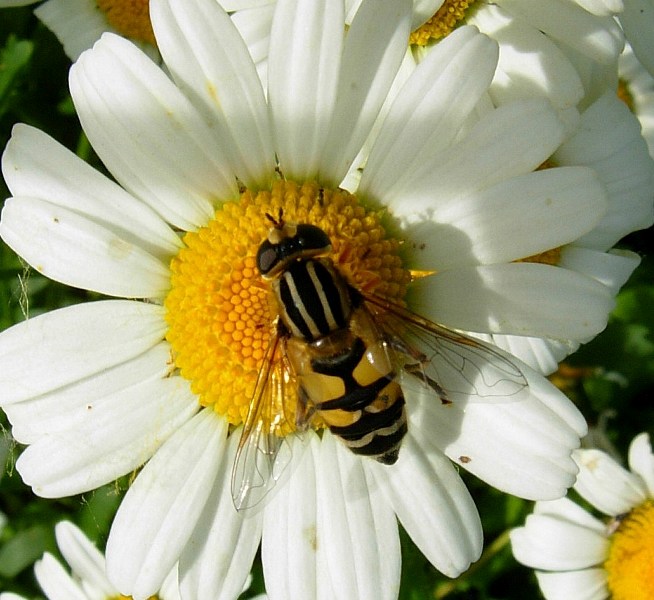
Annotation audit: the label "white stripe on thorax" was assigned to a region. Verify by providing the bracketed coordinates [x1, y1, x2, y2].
[281, 270, 321, 339]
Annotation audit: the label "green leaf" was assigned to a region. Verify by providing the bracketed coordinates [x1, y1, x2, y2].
[0, 525, 50, 578]
[78, 483, 124, 544]
[0, 34, 33, 117]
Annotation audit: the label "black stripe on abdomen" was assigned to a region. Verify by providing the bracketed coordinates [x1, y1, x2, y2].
[330, 395, 407, 464]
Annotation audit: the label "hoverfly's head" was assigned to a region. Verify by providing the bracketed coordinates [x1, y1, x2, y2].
[256, 210, 332, 278]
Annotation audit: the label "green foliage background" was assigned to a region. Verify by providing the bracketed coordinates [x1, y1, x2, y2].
[1, 7, 653, 599]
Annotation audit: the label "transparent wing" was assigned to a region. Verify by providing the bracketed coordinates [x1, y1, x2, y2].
[231, 329, 295, 512]
[363, 294, 529, 405]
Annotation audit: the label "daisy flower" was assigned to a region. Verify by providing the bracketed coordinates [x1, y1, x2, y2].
[408, 0, 626, 111]
[0, 0, 611, 597]
[0, 0, 270, 62]
[231, 0, 625, 111]
[0, 0, 156, 61]
[510, 432, 654, 600]
[0, 521, 181, 600]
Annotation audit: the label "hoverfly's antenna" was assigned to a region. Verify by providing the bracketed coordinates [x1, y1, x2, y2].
[264, 208, 295, 245]
[265, 208, 285, 229]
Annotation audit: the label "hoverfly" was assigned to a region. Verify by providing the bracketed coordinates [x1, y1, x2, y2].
[231, 211, 529, 511]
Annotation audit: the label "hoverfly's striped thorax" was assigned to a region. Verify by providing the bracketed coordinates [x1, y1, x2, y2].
[256, 216, 353, 341]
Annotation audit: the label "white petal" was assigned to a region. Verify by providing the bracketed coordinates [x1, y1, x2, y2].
[573, 448, 648, 515]
[408, 0, 444, 29]
[33, 553, 88, 600]
[316, 433, 400, 600]
[230, 4, 275, 66]
[1, 123, 181, 260]
[400, 167, 606, 271]
[534, 498, 607, 534]
[574, 0, 623, 15]
[510, 513, 608, 570]
[5, 342, 173, 443]
[179, 432, 262, 600]
[54, 521, 116, 597]
[560, 247, 641, 295]
[470, 4, 584, 110]
[159, 566, 183, 600]
[262, 432, 324, 599]
[1, 197, 170, 299]
[380, 99, 565, 216]
[267, 0, 343, 180]
[34, 0, 111, 60]
[486, 333, 578, 375]
[220, 0, 275, 8]
[15, 375, 199, 497]
[628, 433, 654, 496]
[152, 0, 275, 188]
[554, 92, 654, 251]
[621, 0, 654, 77]
[407, 365, 586, 500]
[361, 26, 498, 202]
[536, 569, 608, 600]
[70, 34, 237, 231]
[106, 410, 228, 599]
[318, 0, 412, 185]
[407, 262, 615, 342]
[556, 92, 646, 162]
[496, 0, 624, 64]
[0, 593, 30, 600]
[0, 300, 166, 406]
[367, 433, 482, 577]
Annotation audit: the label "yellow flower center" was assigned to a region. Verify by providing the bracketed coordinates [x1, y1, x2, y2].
[164, 180, 409, 431]
[516, 247, 562, 266]
[95, 0, 155, 45]
[605, 499, 654, 600]
[409, 0, 478, 46]
[617, 79, 636, 112]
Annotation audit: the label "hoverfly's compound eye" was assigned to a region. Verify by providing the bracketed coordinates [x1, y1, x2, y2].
[257, 240, 279, 275]
[256, 242, 278, 276]
[256, 223, 333, 278]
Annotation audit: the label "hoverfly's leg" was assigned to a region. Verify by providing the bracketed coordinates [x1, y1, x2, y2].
[403, 363, 452, 405]
[382, 332, 452, 405]
[382, 330, 428, 363]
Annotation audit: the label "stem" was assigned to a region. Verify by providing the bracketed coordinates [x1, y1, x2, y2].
[433, 529, 512, 599]
[76, 130, 91, 161]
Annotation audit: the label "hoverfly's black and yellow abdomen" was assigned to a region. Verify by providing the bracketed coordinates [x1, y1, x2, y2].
[257, 216, 407, 466]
